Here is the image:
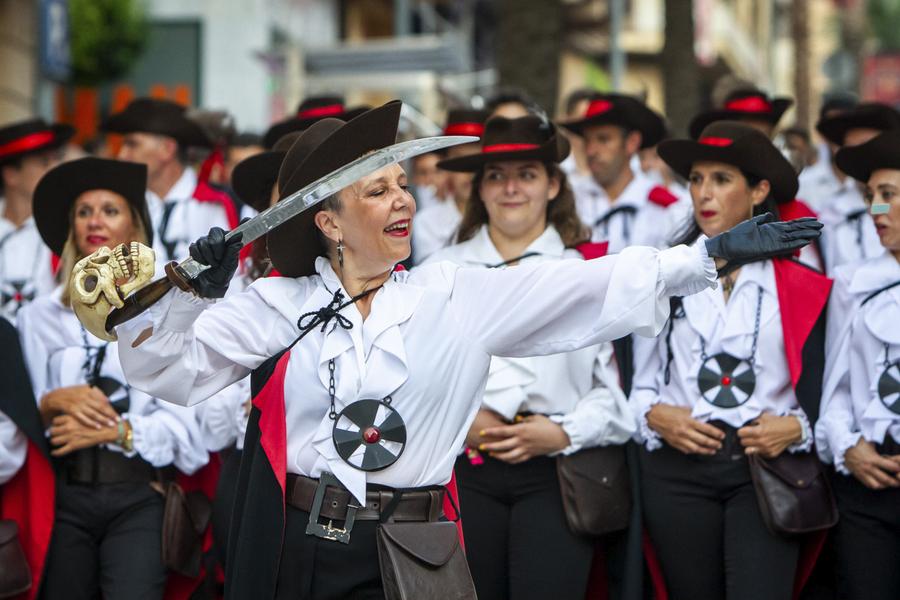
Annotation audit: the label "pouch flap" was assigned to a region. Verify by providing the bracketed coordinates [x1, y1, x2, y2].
[185, 490, 212, 534]
[380, 522, 459, 567]
[755, 452, 820, 489]
[0, 520, 18, 545]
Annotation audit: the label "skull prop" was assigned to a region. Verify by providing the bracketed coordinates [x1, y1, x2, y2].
[71, 242, 156, 341]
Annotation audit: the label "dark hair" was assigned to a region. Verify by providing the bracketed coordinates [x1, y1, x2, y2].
[670, 168, 778, 247]
[486, 87, 539, 114]
[564, 88, 600, 116]
[456, 162, 589, 247]
[232, 132, 262, 147]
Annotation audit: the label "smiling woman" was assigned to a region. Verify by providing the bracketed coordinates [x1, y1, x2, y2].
[112, 102, 820, 600]
[16, 157, 209, 600]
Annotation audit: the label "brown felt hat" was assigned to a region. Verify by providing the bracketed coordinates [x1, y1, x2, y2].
[231, 132, 303, 213]
[266, 101, 401, 278]
[442, 109, 491, 137]
[0, 118, 74, 167]
[658, 121, 798, 204]
[262, 96, 369, 149]
[33, 157, 152, 255]
[688, 88, 793, 140]
[835, 130, 900, 183]
[436, 115, 569, 172]
[559, 93, 666, 149]
[815, 102, 900, 147]
[102, 98, 212, 148]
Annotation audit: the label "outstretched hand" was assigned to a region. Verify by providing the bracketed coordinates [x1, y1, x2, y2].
[705, 213, 822, 276]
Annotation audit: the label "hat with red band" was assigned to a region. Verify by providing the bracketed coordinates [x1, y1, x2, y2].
[436, 115, 570, 172]
[102, 98, 213, 148]
[0, 118, 74, 167]
[559, 93, 666, 149]
[262, 96, 369, 149]
[442, 109, 490, 137]
[658, 121, 798, 204]
[688, 88, 793, 140]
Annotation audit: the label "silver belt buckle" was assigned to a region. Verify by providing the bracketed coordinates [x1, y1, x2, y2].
[305, 472, 359, 544]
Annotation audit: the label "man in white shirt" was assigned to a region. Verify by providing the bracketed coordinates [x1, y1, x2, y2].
[103, 98, 234, 263]
[811, 102, 900, 273]
[0, 118, 72, 321]
[561, 93, 689, 252]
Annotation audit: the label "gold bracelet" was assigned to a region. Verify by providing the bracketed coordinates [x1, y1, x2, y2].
[116, 420, 127, 446]
[122, 420, 134, 453]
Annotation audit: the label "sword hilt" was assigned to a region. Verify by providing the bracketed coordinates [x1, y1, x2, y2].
[104, 262, 192, 333]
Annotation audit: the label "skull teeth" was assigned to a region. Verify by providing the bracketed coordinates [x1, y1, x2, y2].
[113, 245, 131, 279]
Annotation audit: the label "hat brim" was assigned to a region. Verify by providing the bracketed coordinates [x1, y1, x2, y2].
[267, 102, 401, 278]
[436, 135, 570, 172]
[658, 138, 798, 204]
[231, 150, 284, 213]
[834, 131, 900, 183]
[33, 158, 151, 256]
[560, 104, 666, 149]
[688, 98, 793, 140]
[0, 123, 75, 166]
[103, 112, 212, 148]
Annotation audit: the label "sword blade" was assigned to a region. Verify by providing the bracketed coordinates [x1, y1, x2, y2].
[178, 135, 477, 279]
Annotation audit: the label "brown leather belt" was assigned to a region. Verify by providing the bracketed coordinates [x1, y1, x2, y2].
[285, 473, 444, 522]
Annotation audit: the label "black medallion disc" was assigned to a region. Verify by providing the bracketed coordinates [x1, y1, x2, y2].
[332, 399, 406, 471]
[698, 352, 755, 408]
[878, 361, 900, 415]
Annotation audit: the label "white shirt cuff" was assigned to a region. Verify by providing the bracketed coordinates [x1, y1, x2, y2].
[659, 243, 717, 298]
[786, 408, 814, 453]
[638, 400, 664, 451]
[157, 288, 213, 333]
[834, 431, 863, 475]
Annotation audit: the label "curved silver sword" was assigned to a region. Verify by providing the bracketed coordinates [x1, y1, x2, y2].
[177, 134, 478, 280]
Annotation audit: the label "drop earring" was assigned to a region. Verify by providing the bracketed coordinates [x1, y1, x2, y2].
[337, 240, 344, 270]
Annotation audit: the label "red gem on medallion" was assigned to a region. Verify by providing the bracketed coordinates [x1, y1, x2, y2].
[363, 427, 381, 444]
[721, 376, 732, 386]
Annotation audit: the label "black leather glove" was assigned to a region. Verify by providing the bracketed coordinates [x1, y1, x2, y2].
[705, 213, 823, 276]
[188, 227, 242, 298]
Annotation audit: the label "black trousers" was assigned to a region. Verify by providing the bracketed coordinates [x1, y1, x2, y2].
[275, 504, 385, 600]
[40, 479, 167, 600]
[454, 454, 594, 600]
[639, 442, 800, 600]
[831, 470, 900, 600]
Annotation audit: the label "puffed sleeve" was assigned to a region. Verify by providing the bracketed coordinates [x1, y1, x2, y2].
[116, 284, 299, 407]
[120, 394, 209, 475]
[815, 269, 861, 471]
[0, 410, 26, 484]
[445, 244, 716, 358]
[16, 299, 54, 402]
[550, 343, 636, 454]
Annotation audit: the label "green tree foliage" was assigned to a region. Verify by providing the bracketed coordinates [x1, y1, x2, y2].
[868, 0, 900, 52]
[69, 0, 149, 85]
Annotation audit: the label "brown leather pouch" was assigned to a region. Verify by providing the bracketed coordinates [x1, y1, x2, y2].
[748, 450, 838, 535]
[556, 444, 631, 536]
[153, 481, 212, 577]
[376, 521, 477, 600]
[0, 519, 31, 599]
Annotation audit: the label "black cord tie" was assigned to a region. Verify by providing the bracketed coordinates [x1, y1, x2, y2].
[287, 285, 383, 353]
[297, 290, 354, 333]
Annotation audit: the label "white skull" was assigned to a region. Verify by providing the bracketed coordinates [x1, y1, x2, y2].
[71, 242, 156, 341]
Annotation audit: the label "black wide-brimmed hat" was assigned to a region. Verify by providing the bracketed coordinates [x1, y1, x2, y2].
[0, 118, 74, 167]
[262, 96, 369, 149]
[443, 109, 491, 137]
[559, 93, 666, 149]
[102, 98, 213, 148]
[33, 157, 152, 255]
[437, 115, 570, 172]
[266, 101, 401, 278]
[688, 88, 793, 140]
[815, 102, 900, 146]
[658, 121, 798, 204]
[834, 130, 900, 183]
[231, 131, 302, 213]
